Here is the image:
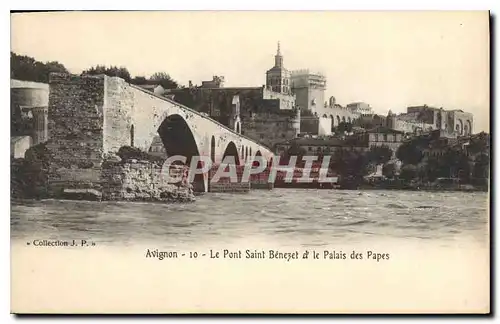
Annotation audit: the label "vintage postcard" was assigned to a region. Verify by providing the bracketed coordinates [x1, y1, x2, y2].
[10, 11, 490, 314]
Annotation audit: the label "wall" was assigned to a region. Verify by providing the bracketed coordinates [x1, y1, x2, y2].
[355, 114, 387, 129]
[167, 87, 265, 126]
[393, 106, 474, 136]
[309, 87, 325, 116]
[274, 138, 368, 156]
[301, 116, 320, 134]
[365, 132, 404, 158]
[291, 71, 326, 114]
[262, 88, 296, 110]
[243, 109, 299, 148]
[347, 102, 372, 114]
[318, 117, 332, 136]
[47, 73, 105, 193]
[449, 110, 474, 136]
[388, 116, 435, 134]
[11, 136, 32, 158]
[309, 98, 360, 127]
[101, 161, 194, 202]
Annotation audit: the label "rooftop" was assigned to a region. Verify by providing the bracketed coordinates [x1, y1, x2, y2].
[137, 84, 161, 90]
[277, 136, 358, 147]
[366, 126, 405, 134]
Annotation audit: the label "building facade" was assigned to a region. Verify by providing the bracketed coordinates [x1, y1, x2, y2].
[355, 127, 405, 158]
[387, 105, 474, 136]
[274, 137, 367, 157]
[274, 127, 404, 159]
[291, 69, 327, 115]
[347, 102, 373, 115]
[11, 79, 50, 150]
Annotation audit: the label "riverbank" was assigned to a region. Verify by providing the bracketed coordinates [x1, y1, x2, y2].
[11, 155, 196, 203]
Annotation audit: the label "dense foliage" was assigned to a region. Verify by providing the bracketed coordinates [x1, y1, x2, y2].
[116, 146, 165, 164]
[395, 133, 490, 184]
[11, 52, 69, 83]
[82, 65, 132, 82]
[11, 52, 182, 89]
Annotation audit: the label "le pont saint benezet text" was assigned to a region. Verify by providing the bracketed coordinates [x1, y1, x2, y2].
[210, 249, 390, 261]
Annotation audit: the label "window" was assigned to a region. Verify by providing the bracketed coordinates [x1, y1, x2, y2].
[130, 125, 135, 147]
[308, 146, 312, 151]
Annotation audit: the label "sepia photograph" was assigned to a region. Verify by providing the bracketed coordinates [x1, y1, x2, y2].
[9, 10, 490, 314]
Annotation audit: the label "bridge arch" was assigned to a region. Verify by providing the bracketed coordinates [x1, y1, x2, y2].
[157, 113, 205, 192]
[252, 150, 264, 168]
[222, 141, 240, 165]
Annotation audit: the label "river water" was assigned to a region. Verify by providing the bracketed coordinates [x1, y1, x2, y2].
[10, 189, 490, 313]
[11, 189, 489, 248]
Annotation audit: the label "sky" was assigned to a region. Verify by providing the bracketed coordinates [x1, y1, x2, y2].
[11, 11, 490, 132]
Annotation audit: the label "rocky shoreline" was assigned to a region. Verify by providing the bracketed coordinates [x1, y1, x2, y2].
[11, 144, 196, 203]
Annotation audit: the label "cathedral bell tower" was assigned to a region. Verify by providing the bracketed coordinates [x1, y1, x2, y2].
[265, 41, 291, 94]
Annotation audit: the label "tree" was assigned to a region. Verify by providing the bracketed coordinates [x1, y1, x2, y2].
[334, 150, 370, 179]
[468, 132, 490, 155]
[149, 72, 180, 89]
[438, 148, 470, 179]
[336, 121, 353, 134]
[286, 143, 307, 158]
[473, 153, 489, 179]
[396, 140, 423, 165]
[11, 52, 69, 83]
[130, 76, 148, 85]
[367, 145, 393, 165]
[382, 163, 396, 179]
[82, 65, 132, 82]
[399, 164, 417, 182]
[425, 155, 441, 182]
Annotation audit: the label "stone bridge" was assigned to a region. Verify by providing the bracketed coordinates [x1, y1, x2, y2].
[47, 73, 274, 193]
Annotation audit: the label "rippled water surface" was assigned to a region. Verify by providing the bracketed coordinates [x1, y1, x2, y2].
[11, 189, 489, 247]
